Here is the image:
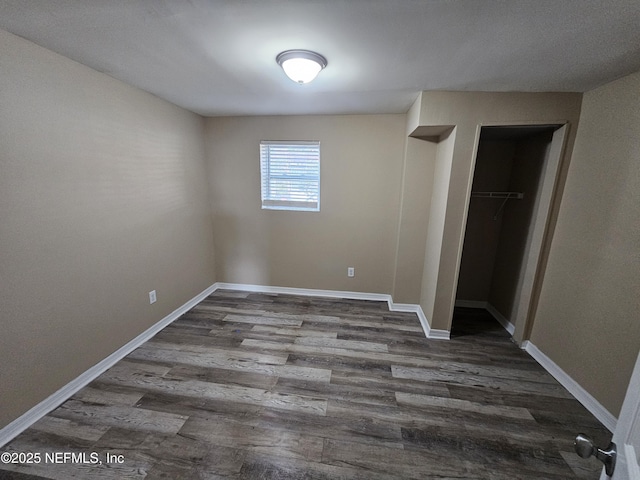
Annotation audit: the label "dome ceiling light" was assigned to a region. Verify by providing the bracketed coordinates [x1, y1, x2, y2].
[276, 50, 327, 84]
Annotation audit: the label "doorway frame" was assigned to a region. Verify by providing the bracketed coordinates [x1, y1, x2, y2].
[453, 121, 571, 344]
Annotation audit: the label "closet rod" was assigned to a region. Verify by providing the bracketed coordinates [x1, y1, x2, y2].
[471, 191, 524, 199]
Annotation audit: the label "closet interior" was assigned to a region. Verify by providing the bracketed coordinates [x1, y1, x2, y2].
[455, 125, 560, 334]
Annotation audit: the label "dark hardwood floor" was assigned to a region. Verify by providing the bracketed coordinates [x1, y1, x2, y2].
[0, 290, 611, 479]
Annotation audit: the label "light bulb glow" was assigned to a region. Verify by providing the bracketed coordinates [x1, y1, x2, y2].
[281, 58, 322, 84]
[276, 50, 327, 84]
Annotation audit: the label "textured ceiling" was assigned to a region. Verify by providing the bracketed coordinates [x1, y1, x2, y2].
[1, 0, 639, 116]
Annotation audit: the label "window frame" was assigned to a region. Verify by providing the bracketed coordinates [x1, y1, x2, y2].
[259, 140, 321, 212]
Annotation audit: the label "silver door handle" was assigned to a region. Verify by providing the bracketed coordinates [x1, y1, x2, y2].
[574, 433, 617, 476]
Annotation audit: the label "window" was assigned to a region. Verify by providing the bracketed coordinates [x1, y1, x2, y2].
[259, 141, 320, 211]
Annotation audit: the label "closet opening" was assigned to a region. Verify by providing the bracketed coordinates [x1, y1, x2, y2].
[453, 124, 566, 343]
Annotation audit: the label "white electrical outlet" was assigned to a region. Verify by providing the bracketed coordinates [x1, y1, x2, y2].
[347, 267, 355, 277]
[149, 290, 157, 304]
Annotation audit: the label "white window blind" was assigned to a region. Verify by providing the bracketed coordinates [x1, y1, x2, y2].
[260, 141, 320, 211]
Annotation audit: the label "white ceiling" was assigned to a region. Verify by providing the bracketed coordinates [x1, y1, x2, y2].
[1, 0, 639, 117]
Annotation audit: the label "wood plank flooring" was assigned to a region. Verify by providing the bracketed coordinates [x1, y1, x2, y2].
[0, 290, 611, 479]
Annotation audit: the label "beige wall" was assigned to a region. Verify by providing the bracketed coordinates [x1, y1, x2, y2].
[204, 115, 405, 294]
[0, 30, 216, 429]
[392, 136, 436, 303]
[413, 91, 583, 330]
[2, 21, 636, 432]
[531, 71, 640, 416]
[420, 129, 456, 321]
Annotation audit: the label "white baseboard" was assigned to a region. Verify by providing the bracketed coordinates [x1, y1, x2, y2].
[216, 282, 450, 340]
[4, 280, 613, 453]
[0, 283, 217, 449]
[220, 285, 620, 435]
[485, 304, 515, 336]
[455, 300, 488, 309]
[426, 328, 452, 340]
[214, 282, 393, 304]
[390, 302, 450, 340]
[455, 303, 615, 431]
[524, 341, 617, 433]
[1, 282, 450, 448]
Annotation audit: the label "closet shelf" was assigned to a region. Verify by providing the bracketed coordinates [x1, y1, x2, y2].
[471, 191, 524, 199]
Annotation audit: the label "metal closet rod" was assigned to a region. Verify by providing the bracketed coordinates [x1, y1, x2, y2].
[471, 191, 524, 199]
[470, 191, 524, 220]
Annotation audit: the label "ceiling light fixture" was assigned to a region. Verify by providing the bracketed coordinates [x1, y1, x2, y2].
[276, 50, 327, 84]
